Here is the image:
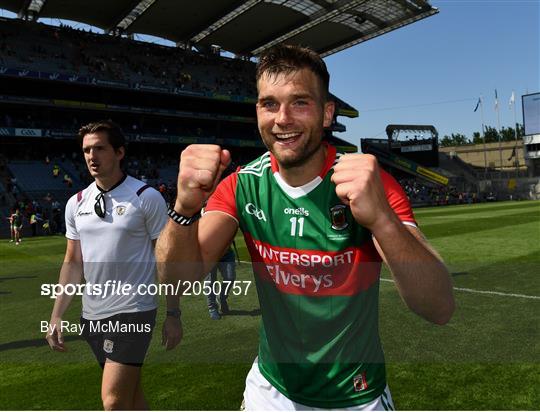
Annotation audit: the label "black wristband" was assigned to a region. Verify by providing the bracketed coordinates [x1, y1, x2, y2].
[167, 206, 201, 226]
[166, 308, 181, 319]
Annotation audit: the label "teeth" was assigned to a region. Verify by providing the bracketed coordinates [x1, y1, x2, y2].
[275, 132, 300, 139]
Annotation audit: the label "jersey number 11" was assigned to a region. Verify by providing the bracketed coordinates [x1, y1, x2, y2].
[289, 217, 305, 237]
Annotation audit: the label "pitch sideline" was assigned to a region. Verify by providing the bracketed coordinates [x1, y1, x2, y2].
[379, 277, 540, 300]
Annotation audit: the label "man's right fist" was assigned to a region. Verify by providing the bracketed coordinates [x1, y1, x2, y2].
[175, 145, 231, 216]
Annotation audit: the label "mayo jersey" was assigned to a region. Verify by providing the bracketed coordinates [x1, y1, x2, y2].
[206, 144, 416, 408]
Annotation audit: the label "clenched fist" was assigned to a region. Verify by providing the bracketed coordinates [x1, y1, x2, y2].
[175, 145, 231, 216]
[331, 154, 393, 230]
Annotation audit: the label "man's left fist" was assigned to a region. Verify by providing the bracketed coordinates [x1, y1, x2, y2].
[331, 154, 393, 230]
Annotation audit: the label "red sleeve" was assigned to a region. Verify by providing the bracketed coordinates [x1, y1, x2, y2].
[205, 171, 238, 221]
[379, 169, 417, 226]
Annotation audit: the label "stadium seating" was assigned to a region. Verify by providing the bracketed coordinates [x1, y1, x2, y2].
[7, 161, 79, 196]
[58, 159, 84, 185]
[0, 19, 257, 98]
[438, 152, 478, 183]
[157, 166, 179, 185]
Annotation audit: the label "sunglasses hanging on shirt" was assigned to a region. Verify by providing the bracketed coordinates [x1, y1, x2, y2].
[94, 192, 106, 218]
[93, 175, 127, 219]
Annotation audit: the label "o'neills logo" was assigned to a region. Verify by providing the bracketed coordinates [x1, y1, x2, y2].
[330, 204, 348, 231]
[284, 207, 309, 216]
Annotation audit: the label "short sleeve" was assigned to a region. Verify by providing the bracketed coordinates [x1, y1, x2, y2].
[205, 172, 239, 221]
[140, 188, 168, 240]
[64, 195, 79, 240]
[380, 169, 417, 226]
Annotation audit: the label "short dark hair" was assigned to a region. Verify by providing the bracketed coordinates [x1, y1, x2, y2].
[78, 120, 126, 151]
[256, 44, 330, 101]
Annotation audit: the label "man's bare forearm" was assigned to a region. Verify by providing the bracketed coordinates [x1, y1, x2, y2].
[155, 220, 205, 284]
[50, 261, 83, 320]
[372, 213, 455, 325]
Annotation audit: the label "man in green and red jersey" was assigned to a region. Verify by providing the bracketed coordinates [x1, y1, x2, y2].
[157, 44, 454, 410]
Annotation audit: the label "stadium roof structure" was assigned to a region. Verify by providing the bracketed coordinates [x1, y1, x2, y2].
[2, 0, 438, 57]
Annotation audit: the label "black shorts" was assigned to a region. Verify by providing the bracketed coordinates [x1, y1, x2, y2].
[80, 309, 156, 368]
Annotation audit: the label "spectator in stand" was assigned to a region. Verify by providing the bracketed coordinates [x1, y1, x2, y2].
[52, 164, 60, 178]
[64, 173, 73, 188]
[30, 212, 39, 236]
[52, 205, 62, 234]
[10, 176, 17, 192]
[42, 216, 51, 235]
[51, 198, 61, 212]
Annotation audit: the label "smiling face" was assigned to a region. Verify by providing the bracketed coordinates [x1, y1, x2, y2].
[82, 131, 124, 184]
[256, 68, 335, 170]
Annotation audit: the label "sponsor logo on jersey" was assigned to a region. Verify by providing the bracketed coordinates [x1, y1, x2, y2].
[245, 234, 381, 296]
[245, 203, 267, 222]
[77, 211, 92, 217]
[283, 207, 310, 216]
[266, 264, 334, 293]
[115, 206, 126, 216]
[353, 372, 368, 392]
[103, 339, 114, 354]
[330, 204, 348, 231]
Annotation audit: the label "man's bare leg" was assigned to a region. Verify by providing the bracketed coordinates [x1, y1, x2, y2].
[132, 375, 149, 410]
[101, 360, 144, 410]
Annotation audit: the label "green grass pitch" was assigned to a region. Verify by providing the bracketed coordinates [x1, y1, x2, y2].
[0, 200, 538, 409]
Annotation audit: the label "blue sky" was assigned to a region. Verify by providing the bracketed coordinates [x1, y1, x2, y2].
[2, 1, 538, 147]
[325, 0, 540, 145]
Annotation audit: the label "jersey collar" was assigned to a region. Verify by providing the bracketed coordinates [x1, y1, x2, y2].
[269, 141, 337, 178]
[96, 173, 127, 193]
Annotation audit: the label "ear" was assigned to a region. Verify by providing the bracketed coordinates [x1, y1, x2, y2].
[116, 147, 125, 162]
[323, 100, 335, 128]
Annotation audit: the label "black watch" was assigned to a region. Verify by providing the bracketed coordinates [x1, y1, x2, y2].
[166, 308, 181, 319]
[168, 206, 201, 226]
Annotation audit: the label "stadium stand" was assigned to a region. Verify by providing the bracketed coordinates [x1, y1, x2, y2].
[0, 181, 8, 208]
[0, 19, 256, 97]
[6, 160, 81, 201]
[398, 177, 475, 207]
[157, 166, 179, 186]
[438, 152, 478, 183]
[57, 159, 84, 186]
[0, 16, 358, 119]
